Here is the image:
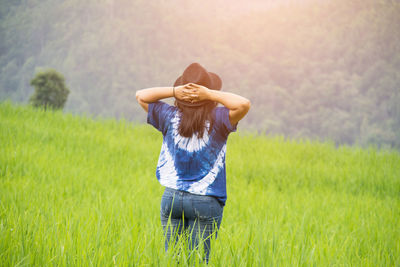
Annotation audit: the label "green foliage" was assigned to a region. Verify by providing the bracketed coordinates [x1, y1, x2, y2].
[29, 69, 70, 110]
[1, 102, 399, 266]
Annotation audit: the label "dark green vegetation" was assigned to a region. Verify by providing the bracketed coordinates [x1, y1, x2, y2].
[1, 0, 400, 148]
[1, 102, 399, 266]
[29, 69, 70, 110]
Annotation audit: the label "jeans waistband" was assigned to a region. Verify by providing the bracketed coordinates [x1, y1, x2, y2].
[164, 187, 188, 196]
[163, 187, 221, 203]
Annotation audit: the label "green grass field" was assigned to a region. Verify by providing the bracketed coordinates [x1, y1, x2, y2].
[1, 101, 399, 266]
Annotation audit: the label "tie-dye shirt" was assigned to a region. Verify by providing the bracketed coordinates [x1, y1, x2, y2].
[147, 101, 237, 205]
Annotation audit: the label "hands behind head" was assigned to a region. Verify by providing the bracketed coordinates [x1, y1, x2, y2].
[175, 83, 210, 103]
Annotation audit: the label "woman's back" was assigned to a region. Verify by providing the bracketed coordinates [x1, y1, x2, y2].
[148, 101, 237, 205]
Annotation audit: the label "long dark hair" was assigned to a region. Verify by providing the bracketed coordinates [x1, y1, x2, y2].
[176, 101, 217, 138]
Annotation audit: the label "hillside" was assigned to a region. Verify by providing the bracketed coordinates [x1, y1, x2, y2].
[1, 102, 399, 266]
[1, 0, 400, 148]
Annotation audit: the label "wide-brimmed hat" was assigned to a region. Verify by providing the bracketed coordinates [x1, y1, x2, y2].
[174, 63, 222, 107]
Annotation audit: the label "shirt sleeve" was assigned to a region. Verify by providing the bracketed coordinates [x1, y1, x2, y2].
[214, 107, 237, 136]
[147, 101, 175, 135]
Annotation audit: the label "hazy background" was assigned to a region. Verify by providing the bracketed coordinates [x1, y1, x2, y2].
[1, 0, 399, 148]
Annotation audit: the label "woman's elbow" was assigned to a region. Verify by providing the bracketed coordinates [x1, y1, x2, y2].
[136, 90, 144, 103]
[241, 99, 251, 112]
[235, 99, 250, 118]
[136, 90, 149, 112]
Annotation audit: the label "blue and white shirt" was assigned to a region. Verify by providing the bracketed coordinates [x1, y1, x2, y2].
[147, 101, 237, 205]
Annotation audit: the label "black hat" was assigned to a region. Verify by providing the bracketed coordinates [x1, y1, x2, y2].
[174, 63, 222, 107]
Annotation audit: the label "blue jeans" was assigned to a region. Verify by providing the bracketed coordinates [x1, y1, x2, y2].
[160, 187, 224, 263]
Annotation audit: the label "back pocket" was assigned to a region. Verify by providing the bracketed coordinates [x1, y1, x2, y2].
[193, 197, 223, 220]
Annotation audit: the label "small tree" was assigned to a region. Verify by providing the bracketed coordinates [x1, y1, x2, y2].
[29, 69, 70, 110]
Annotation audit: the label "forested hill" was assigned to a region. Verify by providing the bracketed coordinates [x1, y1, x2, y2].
[1, 0, 399, 148]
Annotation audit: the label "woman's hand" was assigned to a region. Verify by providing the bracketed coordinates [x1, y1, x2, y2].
[174, 85, 189, 102]
[181, 83, 210, 103]
[174, 83, 210, 103]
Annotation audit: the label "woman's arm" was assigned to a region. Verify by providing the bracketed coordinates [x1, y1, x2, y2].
[136, 87, 173, 112]
[185, 83, 251, 125]
[136, 85, 190, 112]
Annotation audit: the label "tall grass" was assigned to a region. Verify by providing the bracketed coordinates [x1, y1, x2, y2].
[1, 101, 399, 266]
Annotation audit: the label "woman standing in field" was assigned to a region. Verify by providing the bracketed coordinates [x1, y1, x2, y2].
[136, 63, 250, 263]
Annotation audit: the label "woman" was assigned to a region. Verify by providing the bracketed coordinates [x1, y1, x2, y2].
[136, 63, 250, 263]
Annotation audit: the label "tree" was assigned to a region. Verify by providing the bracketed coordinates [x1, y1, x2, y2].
[29, 69, 70, 110]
